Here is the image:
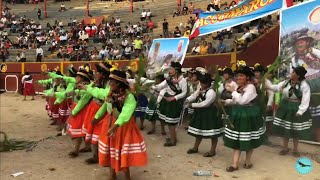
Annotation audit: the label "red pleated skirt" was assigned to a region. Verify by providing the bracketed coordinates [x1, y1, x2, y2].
[98, 115, 148, 173]
[67, 102, 88, 138]
[24, 83, 35, 96]
[82, 101, 102, 143]
[58, 98, 73, 124]
[49, 97, 59, 119]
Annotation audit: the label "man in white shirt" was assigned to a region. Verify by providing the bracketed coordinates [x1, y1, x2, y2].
[124, 45, 132, 60]
[115, 17, 121, 26]
[99, 46, 107, 60]
[121, 38, 128, 49]
[141, 10, 147, 21]
[146, 9, 152, 19]
[36, 46, 44, 62]
[235, 26, 252, 44]
[191, 42, 200, 55]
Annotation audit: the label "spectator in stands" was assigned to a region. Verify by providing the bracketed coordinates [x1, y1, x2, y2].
[146, 9, 152, 20]
[112, 46, 121, 60]
[173, 8, 181, 17]
[0, 49, 6, 62]
[200, 41, 209, 55]
[207, 42, 217, 54]
[36, 45, 44, 62]
[144, 34, 152, 52]
[183, 26, 191, 37]
[229, 1, 237, 9]
[235, 26, 252, 44]
[134, 36, 143, 58]
[37, 9, 41, 20]
[60, 3, 66, 12]
[162, 19, 169, 38]
[121, 37, 129, 49]
[141, 10, 147, 21]
[188, 16, 195, 27]
[191, 42, 200, 55]
[213, 0, 221, 11]
[16, 53, 21, 62]
[182, 4, 189, 15]
[99, 46, 107, 60]
[115, 17, 121, 26]
[20, 48, 26, 62]
[173, 27, 181, 38]
[123, 44, 132, 60]
[207, 2, 215, 12]
[188, 2, 195, 14]
[148, 19, 154, 33]
[216, 38, 226, 53]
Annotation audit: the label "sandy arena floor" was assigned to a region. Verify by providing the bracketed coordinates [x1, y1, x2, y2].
[0, 93, 319, 180]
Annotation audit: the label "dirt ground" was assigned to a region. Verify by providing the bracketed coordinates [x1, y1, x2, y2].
[0, 93, 319, 180]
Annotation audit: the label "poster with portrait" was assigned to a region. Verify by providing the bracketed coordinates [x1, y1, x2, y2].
[280, 0, 320, 142]
[146, 37, 189, 78]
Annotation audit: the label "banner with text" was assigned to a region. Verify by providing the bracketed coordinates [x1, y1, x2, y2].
[190, 0, 283, 39]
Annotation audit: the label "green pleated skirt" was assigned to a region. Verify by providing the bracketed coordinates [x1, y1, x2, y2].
[273, 99, 312, 140]
[224, 105, 266, 151]
[157, 93, 184, 125]
[144, 95, 158, 121]
[188, 105, 224, 138]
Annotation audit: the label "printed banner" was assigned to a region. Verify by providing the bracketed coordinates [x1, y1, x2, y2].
[190, 0, 283, 38]
[147, 37, 189, 77]
[280, 0, 320, 142]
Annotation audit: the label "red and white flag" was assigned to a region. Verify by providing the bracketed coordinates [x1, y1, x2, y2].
[284, 0, 293, 8]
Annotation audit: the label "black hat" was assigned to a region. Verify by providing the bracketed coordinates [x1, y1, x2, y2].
[76, 69, 92, 82]
[109, 70, 129, 86]
[293, 33, 314, 45]
[68, 66, 77, 77]
[55, 70, 63, 76]
[293, 66, 307, 80]
[95, 61, 112, 74]
[223, 67, 233, 76]
[253, 65, 266, 74]
[198, 72, 213, 85]
[170, 61, 182, 72]
[235, 66, 254, 78]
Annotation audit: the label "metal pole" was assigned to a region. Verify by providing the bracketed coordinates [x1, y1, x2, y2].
[44, 0, 47, 18]
[86, 0, 89, 17]
[177, 0, 181, 7]
[130, 0, 133, 14]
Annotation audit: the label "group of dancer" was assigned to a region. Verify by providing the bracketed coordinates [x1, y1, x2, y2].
[30, 59, 313, 178]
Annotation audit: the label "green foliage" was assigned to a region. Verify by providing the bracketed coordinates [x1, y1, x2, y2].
[134, 55, 154, 95]
[0, 132, 35, 152]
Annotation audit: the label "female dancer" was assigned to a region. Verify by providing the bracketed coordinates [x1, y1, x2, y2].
[21, 72, 35, 101]
[185, 72, 224, 157]
[145, 74, 166, 135]
[82, 61, 112, 164]
[223, 66, 265, 172]
[98, 70, 147, 180]
[67, 68, 94, 157]
[152, 61, 187, 146]
[267, 65, 312, 157]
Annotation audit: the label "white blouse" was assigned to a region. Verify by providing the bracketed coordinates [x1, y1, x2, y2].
[187, 88, 216, 108]
[153, 75, 187, 101]
[267, 80, 310, 115]
[265, 79, 275, 107]
[225, 84, 257, 105]
[218, 79, 238, 94]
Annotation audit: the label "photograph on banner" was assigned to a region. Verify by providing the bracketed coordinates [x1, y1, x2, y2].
[146, 37, 189, 77]
[190, 0, 283, 38]
[279, 0, 320, 142]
